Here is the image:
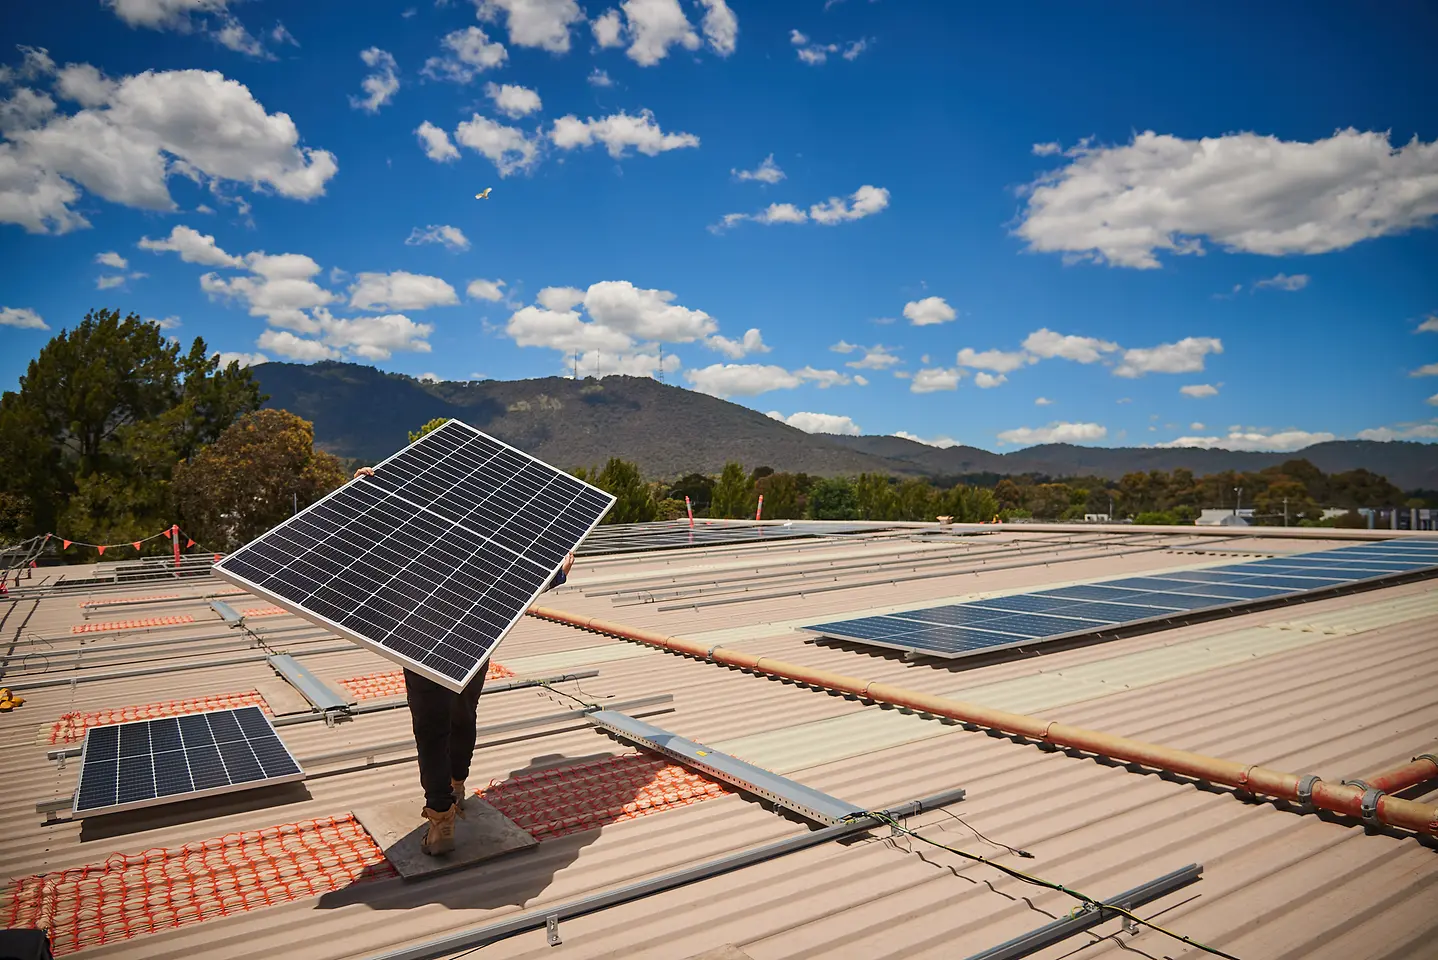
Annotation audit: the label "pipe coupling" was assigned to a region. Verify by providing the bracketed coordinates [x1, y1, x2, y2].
[1296, 774, 1321, 808]
[1412, 754, 1438, 769]
[1360, 788, 1382, 825]
[1342, 778, 1372, 792]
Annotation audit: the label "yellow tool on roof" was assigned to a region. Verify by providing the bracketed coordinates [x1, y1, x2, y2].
[0, 687, 24, 712]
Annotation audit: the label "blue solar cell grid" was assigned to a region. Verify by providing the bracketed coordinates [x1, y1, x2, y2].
[74, 706, 304, 817]
[802, 540, 1438, 659]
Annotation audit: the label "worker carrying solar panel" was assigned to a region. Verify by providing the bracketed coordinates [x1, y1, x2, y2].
[354, 465, 577, 856]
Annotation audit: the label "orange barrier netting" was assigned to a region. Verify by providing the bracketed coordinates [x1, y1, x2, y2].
[477, 753, 729, 840]
[338, 661, 516, 701]
[239, 606, 288, 618]
[76, 594, 180, 608]
[3, 814, 395, 956]
[72, 615, 195, 635]
[47, 691, 271, 745]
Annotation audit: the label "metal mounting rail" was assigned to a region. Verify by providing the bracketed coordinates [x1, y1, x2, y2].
[586, 710, 868, 825]
[211, 599, 244, 625]
[358, 785, 968, 960]
[962, 863, 1204, 960]
[267, 653, 350, 712]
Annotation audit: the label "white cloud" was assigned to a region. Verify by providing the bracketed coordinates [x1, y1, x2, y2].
[956, 347, 1032, 373]
[138, 225, 243, 267]
[455, 114, 541, 176]
[844, 344, 901, 370]
[1253, 272, 1309, 291]
[319, 313, 435, 360]
[618, 0, 702, 66]
[1411, 363, 1438, 377]
[853, 374, 869, 386]
[1430, 395, 1438, 408]
[997, 422, 1107, 446]
[1032, 141, 1062, 156]
[593, 9, 625, 47]
[588, 68, 614, 87]
[584, 280, 717, 340]
[0, 306, 47, 329]
[214, 350, 267, 367]
[95, 250, 128, 268]
[0, 64, 337, 234]
[903, 296, 955, 326]
[1190, 422, 1205, 430]
[466, 278, 506, 301]
[706, 327, 769, 359]
[419, 372, 440, 382]
[350, 48, 399, 113]
[1035, 396, 1053, 406]
[1357, 422, 1438, 441]
[536, 286, 586, 311]
[97, 274, 127, 289]
[146, 315, 181, 328]
[1017, 129, 1438, 269]
[349, 271, 459, 311]
[1114, 337, 1223, 378]
[256, 329, 339, 361]
[809, 184, 889, 224]
[509, 304, 634, 355]
[1021, 328, 1119, 363]
[271, 22, 298, 46]
[575, 348, 681, 378]
[475, 0, 585, 53]
[733, 153, 784, 184]
[104, 0, 270, 60]
[712, 184, 888, 232]
[423, 27, 508, 83]
[696, 0, 738, 56]
[894, 431, 960, 448]
[1157, 429, 1337, 451]
[1180, 383, 1219, 398]
[406, 224, 470, 252]
[200, 252, 334, 331]
[910, 367, 963, 393]
[767, 410, 861, 435]
[974, 372, 1007, 389]
[213, 17, 268, 58]
[790, 29, 866, 65]
[686, 363, 801, 397]
[0, 47, 55, 87]
[550, 109, 699, 159]
[484, 82, 542, 118]
[1417, 315, 1438, 334]
[794, 366, 854, 388]
[415, 121, 460, 163]
[830, 340, 858, 354]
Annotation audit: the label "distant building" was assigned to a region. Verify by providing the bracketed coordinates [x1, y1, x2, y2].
[1083, 513, 1110, 522]
[1197, 508, 1253, 527]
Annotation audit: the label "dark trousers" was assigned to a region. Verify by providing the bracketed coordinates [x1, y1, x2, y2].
[405, 667, 488, 811]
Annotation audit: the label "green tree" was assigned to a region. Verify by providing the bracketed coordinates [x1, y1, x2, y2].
[808, 476, 859, 520]
[854, 473, 895, 520]
[710, 462, 754, 519]
[756, 472, 802, 519]
[993, 478, 1025, 513]
[666, 473, 715, 513]
[408, 417, 451, 443]
[893, 477, 935, 521]
[586, 457, 656, 524]
[1027, 483, 1074, 520]
[0, 309, 263, 539]
[172, 409, 347, 550]
[1254, 480, 1321, 525]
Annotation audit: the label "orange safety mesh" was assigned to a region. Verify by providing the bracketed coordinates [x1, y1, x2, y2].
[477, 753, 730, 840]
[77, 594, 180, 608]
[338, 661, 516, 701]
[239, 606, 288, 618]
[72, 615, 195, 634]
[47, 691, 271, 745]
[3, 814, 395, 956]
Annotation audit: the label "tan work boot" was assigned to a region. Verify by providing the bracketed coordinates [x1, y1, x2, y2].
[420, 805, 457, 856]
[450, 778, 468, 818]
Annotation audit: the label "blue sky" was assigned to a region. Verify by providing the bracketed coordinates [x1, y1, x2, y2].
[2, 0, 1436, 453]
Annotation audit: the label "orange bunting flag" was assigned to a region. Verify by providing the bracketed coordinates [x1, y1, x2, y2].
[97, 545, 106, 555]
[132, 541, 142, 550]
[162, 529, 171, 539]
[62, 540, 71, 549]
[213, 553, 222, 563]
[186, 539, 195, 548]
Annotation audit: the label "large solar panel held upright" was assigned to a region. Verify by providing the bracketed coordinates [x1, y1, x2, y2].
[801, 539, 1438, 660]
[213, 420, 616, 692]
[73, 707, 304, 817]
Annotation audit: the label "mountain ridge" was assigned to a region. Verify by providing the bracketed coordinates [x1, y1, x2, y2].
[250, 362, 1438, 490]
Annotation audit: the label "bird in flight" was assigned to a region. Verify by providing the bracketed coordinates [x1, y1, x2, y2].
[475, 187, 492, 200]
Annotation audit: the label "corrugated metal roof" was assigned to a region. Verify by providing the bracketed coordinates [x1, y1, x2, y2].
[2, 528, 1435, 960]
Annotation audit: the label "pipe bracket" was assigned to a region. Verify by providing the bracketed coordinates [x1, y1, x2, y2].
[1360, 788, 1382, 825]
[1342, 778, 1372, 792]
[1412, 754, 1438, 769]
[1296, 774, 1321, 808]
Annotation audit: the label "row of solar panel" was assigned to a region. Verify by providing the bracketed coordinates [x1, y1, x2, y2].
[576, 520, 876, 555]
[75, 707, 303, 816]
[802, 540, 1438, 658]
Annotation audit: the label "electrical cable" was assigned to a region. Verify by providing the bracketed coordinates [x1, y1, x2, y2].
[865, 811, 1241, 960]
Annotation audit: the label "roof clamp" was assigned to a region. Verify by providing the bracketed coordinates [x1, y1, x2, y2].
[545, 914, 562, 946]
[1296, 774, 1321, 809]
[1359, 788, 1383, 825]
